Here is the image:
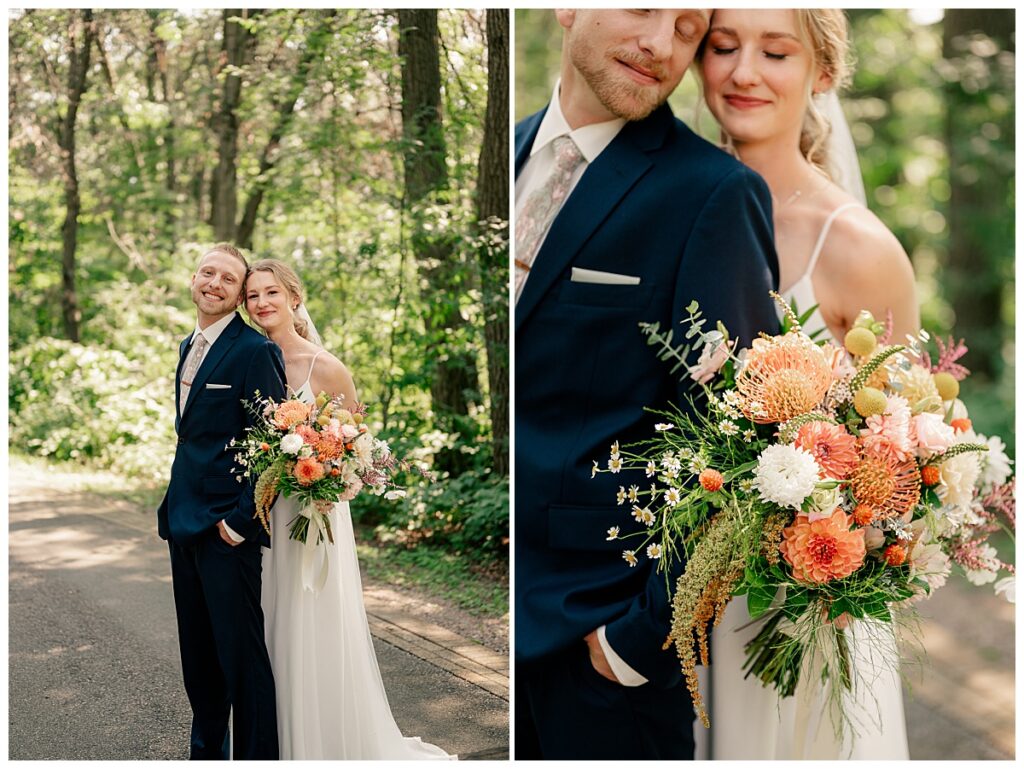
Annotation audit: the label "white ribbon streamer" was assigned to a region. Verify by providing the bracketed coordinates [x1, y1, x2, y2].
[298, 503, 330, 593]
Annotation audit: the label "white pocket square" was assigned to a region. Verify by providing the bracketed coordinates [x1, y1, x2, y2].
[571, 267, 641, 286]
[205, 383, 232, 390]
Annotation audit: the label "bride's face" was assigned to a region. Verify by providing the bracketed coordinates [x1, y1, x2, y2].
[701, 9, 827, 148]
[245, 270, 295, 333]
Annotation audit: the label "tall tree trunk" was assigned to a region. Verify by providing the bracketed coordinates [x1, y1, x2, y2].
[398, 9, 479, 475]
[237, 10, 337, 249]
[58, 10, 96, 343]
[210, 9, 259, 241]
[476, 10, 509, 476]
[943, 10, 1014, 379]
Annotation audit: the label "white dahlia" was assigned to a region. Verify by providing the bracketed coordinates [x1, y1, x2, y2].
[752, 444, 820, 509]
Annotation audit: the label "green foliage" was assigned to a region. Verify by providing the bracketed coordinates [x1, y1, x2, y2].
[10, 337, 177, 482]
[356, 468, 508, 558]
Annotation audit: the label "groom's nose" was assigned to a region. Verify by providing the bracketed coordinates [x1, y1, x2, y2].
[636, 15, 675, 62]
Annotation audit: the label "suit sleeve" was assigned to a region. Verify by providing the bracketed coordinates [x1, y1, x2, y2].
[603, 163, 780, 685]
[222, 340, 287, 539]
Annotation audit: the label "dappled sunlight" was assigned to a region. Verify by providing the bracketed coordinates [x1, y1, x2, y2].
[11, 523, 157, 573]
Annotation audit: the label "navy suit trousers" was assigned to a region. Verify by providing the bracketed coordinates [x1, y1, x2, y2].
[516, 642, 697, 760]
[169, 531, 279, 760]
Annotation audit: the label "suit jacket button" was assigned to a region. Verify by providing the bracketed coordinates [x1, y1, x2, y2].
[177, 437, 184, 445]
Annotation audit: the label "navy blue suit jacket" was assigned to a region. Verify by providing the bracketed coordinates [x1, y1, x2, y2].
[158, 313, 286, 547]
[515, 103, 780, 686]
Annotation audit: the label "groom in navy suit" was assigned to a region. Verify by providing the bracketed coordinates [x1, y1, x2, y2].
[158, 244, 285, 759]
[515, 10, 780, 759]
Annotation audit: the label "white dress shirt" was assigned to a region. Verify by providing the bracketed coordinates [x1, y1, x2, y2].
[185, 312, 247, 544]
[518, 84, 646, 686]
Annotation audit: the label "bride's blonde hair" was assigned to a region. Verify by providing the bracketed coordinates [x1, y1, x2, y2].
[795, 10, 853, 173]
[246, 259, 314, 341]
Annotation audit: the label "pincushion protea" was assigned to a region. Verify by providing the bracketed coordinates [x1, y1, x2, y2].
[847, 442, 921, 521]
[780, 510, 866, 583]
[736, 333, 833, 424]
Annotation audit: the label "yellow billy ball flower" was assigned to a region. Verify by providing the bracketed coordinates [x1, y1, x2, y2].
[933, 371, 960, 401]
[844, 326, 877, 357]
[854, 387, 887, 417]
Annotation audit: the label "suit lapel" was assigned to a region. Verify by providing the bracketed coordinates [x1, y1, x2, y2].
[174, 334, 190, 427]
[180, 313, 244, 420]
[515, 108, 545, 179]
[515, 107, 673, 331]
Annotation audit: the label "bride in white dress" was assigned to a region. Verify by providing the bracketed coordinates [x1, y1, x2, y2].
[694, 9, 920, 759]
[244, 259, 454, 760]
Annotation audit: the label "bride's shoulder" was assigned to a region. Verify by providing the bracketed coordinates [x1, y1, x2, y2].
[818, 191, 908, 276]
[309, 348, 356, 398]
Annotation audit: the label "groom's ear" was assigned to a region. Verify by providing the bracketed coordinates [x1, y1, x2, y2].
[555, 9, 576, 30]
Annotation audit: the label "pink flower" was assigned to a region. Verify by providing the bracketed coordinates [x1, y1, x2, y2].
[911, 412, 956, 457]
[822, 342, 856, 380]
[860, 394, 913, 461]
[688, 339, 734, 385]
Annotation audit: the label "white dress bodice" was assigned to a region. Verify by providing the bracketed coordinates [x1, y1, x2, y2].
[780, 201, 862, 342]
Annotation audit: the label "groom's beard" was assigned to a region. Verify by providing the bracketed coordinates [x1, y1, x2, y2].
[570, 40, 677, 121]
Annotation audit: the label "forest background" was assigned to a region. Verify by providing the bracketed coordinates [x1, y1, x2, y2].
[518, 8, 1015, 461]
[8, 8, 510, 615]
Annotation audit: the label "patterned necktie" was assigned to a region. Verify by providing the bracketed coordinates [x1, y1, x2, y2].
[179, 333, 209, 414]
[515, 135, 584, 302]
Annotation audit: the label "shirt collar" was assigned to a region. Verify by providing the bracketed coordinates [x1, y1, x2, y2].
[191, 312, 237, 347]
[530, 79, 626, 164]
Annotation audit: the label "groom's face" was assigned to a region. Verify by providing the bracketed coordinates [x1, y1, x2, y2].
[191, 250, 246, 322]
[559, 9, 710, 122]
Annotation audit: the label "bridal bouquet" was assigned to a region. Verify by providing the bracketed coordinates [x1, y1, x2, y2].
[231, 391, 407, 546]
[595, 294, 1014, 732]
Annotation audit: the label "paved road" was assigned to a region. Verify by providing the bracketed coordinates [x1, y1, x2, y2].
[9, 476, 508, 760]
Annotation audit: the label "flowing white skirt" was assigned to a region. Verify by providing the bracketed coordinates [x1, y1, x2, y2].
[261, 495, 455, 760]
[694, 595, 909, 760]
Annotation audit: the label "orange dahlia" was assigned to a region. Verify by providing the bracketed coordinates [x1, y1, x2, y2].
[315, 433, 345, 462]
[780, 510, 866, 584]
[274, 400, 312, 430]
[736, 334, 833, 424]
[847, 442, 921, 521]
[293, 457, 325, 486]
[794, 421, 859, 479]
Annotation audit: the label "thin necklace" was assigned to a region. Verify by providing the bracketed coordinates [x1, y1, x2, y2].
[773, 175, 827, 214]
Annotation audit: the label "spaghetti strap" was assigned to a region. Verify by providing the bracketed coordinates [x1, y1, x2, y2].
[801, 202, 861, 280]
[300, 349, 325, 392]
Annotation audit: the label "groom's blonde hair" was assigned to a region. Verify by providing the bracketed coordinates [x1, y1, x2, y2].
[201, 242, 250, 274]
